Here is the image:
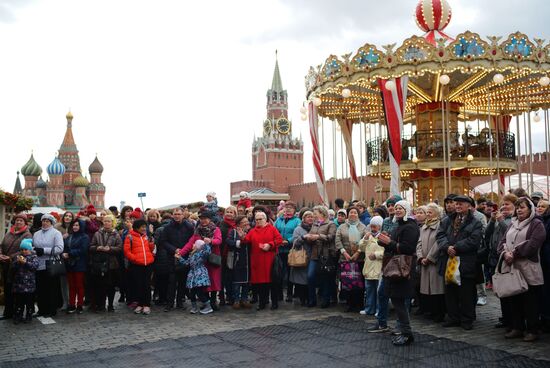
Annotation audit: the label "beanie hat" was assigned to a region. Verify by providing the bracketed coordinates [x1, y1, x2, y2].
[50, 211, 61, 223]
[393, 200, 412, 222]
[386, 195, 403, 206]
[207, 191, 216, 198]
[369, 216, 384, 228]
[20, 238, 33, 251]
[337, 209, 347, 217]
[130, 208, 143, 219]
[41, 213, 57, 225]
[194, 239, 205, 251]
[86, 204, 97, 215]
[239, 191, 249, 198]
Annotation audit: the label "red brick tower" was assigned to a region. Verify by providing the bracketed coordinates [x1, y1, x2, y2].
[252, 54, 303, 193]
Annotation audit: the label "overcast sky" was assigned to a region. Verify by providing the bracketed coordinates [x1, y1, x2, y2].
[0, 0, 548, 209]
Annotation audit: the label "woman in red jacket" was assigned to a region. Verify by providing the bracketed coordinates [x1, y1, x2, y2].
[243, 211, 283, 310]
[124, 219, 155, 315]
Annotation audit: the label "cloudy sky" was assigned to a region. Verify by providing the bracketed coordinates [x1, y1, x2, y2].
[0, 0, 548, 209]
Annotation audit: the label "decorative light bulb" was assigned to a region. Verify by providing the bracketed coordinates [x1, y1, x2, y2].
[412, 157, 419, 164]
[299, 106, 307, 114]
[467, 154, 474, 162]
[342, 88, 351, 98]
[493, 73, 504, 84]
[300, 113, 308, 121]
[534, 113, 541, 123]
[372, 160, 378, 166]
[539, 76, 550, 87]
[439, 74, 450, 85]
[313, 97, 322, 106]
[385, 80, 396, 91]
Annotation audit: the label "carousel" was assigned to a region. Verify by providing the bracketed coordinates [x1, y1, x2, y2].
[303, 0, 550, 204]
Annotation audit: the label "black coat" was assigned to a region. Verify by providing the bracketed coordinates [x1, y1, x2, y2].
[436, 211, 482, 279]
[381, 219, 420, 299]
[226, 229, 249, 283]
[155, 219, 194, 274]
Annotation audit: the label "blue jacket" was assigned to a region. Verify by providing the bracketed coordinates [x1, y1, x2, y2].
[274, 216, 301, 254]
[180, 245, 211, 289]
[64, 219, 90, 272]
[359, 211, 371, 227]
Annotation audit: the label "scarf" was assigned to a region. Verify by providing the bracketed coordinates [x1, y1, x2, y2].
[346, 219, 361, 244]
[195, 221, 217, 239]
[10, 225, 28, 235]
[300, 222, 312, 232]
[223, 216, 236, 229]
[424, 217, 440, 228]
[284, 213, 295, 220]
[452, 213, 465, 236]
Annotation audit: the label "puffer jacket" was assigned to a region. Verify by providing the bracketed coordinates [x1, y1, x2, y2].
[124, 230, 155, 266]
[64, 219, 90, 273]
[274, 216, 301, 254]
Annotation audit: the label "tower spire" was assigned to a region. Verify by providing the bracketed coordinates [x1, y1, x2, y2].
[271, 50, 283, 92]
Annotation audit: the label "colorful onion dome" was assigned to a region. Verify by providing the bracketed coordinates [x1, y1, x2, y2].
[88, 155, 104, 174]
[21, 153, 42, 177]
[36, 176, 47, 189]
[73, 174, 89, 187]
[47, 156, 66, 176]
[415, 0, 452, 33]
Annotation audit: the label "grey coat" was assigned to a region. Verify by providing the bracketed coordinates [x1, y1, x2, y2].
[335, 221, 368, 263]
[416, 221, 445, 295]
[289, 225, 311, 285]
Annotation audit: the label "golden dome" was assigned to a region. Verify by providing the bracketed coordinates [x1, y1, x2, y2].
[73, 175, 89, 187]
[66, 111, 73, 120]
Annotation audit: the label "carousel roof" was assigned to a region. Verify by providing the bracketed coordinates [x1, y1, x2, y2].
[305, 1, 550, 123]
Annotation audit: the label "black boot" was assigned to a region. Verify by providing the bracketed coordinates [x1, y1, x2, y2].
[24, 310, 33, 323]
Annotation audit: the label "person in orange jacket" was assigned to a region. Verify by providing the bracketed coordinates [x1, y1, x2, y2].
[124, 219, 155, 315]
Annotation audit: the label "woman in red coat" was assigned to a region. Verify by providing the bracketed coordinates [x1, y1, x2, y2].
[243, 211, 283, 310]
[179, 211, 223, 310]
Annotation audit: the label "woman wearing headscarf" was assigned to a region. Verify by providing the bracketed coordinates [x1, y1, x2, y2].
[497, 197, 546, 342]
[376, 200, 420, 346]
[335, 206, 368, 312]
[416, 203, 445, 322]
[179, 210, 223, 310]
[0, 214, 32, 320]
[305, 206, 337, 308]
[89, 215, 122, 312]
[242, 211, 283, 310]
[290, 210, 314, 306]
[62, 219, 89, 314]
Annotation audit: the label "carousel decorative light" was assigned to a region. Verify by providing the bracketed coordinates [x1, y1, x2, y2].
[385, 80, 396, 91]
[493, 73, 505, 84]
[467, 154, 474, 162]
[300, 106, 307, 114]
[540, 76, 550, 87]
[301, 113, 308, 121]
[313, 97, 322, 106]
[412, 156, 419, 164]
[415, 0, 453, 45]
[439, 74, 450, 85]
[342, 88, 352, 98]
[534, 113, 541, 123]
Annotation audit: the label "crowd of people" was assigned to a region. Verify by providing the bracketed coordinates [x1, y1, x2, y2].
[1, 189, 549, 346]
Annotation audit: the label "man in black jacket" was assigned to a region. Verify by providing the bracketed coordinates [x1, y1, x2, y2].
[157, 206, 194, 311]
[436, 195, 482, 330]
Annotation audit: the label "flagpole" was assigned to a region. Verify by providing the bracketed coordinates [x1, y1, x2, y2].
[333, 119, 338, 200]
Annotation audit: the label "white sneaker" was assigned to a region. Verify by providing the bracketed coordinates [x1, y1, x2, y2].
[134, 306, 143, 314]
[360, 310, 367, 315]
[142, 306, 151, 315]
[477, 297, 487, 306]
[190, 303, 199, 314]
[200, 304, 213, 315]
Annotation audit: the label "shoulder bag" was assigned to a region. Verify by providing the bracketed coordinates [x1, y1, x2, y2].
[288, 241, 307, 267]
[46, 245, 66, 277]
[382, 254, 414, 280]
[492, 252, 528, 298]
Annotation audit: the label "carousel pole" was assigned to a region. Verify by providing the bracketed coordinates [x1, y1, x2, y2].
[340, 124, 345, 200]
[527, 110, 534, 194]
[545, 109, 549, 196]
[446, 98, 452, 194]
[333, 119, 338, 200]
[378, 114, 383, 204]
[523, 112, 529, 191]
[441, 86, 448, 196]
[359, 121, 364, 200]
[495, 112, 501, 198]
[487, 93, 494, 196]
[515, 92, 522, 189]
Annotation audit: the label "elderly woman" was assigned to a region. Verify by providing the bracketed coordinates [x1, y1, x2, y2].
[219, 206, 238, 306]
[414, 206, 428, 227]
[536, 199, 549, 217]
[416, 203, 445, 322]
[226, 215, 252, 309]
[274, 201, 301, 302]
[32, 214, 64, 318]
[290, 210, 314, 306]
[89, 215, 122, 312]
[336, 206, 368, 312]
[305, 206, 337, 308]
[497, 197, 546, 342]
[376, 200, 420, 346]
[242, 211, 283, 310]
[180, 210, 222, 311]
[0, 214, 32, 320]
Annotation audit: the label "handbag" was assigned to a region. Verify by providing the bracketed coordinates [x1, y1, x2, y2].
[288, 243, 307, 267]
[445, 256, 461, 285]
[271, 253, 284, 283]
[208, 253, 222, 266]
[382, 254, 413, 280]
[45, 246, 66, 277]
[339, 261, 364, 291]
[492, 252, 528, 298]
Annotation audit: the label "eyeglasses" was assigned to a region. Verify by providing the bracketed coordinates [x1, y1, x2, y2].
[255, 218, 265, 221]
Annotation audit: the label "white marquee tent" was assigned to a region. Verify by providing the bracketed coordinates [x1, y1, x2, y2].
[474, 174, 549, 198]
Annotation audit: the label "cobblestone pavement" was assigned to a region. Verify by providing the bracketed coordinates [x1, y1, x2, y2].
[1, 292, 549, 367]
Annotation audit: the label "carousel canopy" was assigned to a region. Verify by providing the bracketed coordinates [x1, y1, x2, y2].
[305, 1, 550, 124]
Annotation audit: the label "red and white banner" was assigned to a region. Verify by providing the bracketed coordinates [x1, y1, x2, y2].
[308, 102, 329, 206]
[340, 119, 361, 201]
[378, 77, 409, 196]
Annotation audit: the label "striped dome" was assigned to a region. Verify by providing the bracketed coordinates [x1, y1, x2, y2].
[21, 153, 42, 177]
[47, 157, 66, 176]
[73, 175, 89, 187]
